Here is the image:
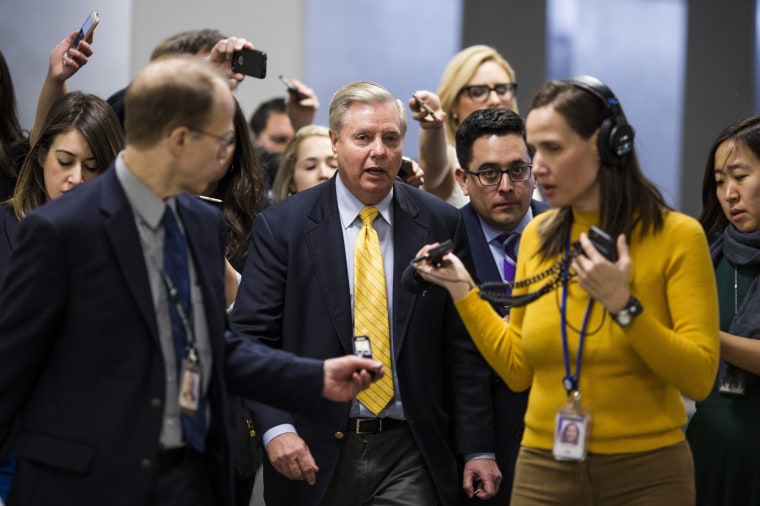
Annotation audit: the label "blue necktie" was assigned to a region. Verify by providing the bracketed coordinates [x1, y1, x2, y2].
[497, 232, 518, 293]
[162, 206, 206, 453]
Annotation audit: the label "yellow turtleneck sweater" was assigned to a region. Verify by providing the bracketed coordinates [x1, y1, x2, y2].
[455, 209, 719, 454]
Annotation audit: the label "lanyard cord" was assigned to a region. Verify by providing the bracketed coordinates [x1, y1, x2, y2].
[561, 238, 594, 396]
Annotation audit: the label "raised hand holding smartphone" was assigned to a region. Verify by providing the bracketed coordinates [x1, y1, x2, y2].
[70, 10, 99, 51]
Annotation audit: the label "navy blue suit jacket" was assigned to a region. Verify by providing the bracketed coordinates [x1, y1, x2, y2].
[459, 199, 549, 505]
[230, 177, 494, 506]
[0, 166, 328, 506]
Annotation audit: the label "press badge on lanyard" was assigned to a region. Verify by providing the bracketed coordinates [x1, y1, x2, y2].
[553, 239, 593, 461]
[179, 348, 202, 415]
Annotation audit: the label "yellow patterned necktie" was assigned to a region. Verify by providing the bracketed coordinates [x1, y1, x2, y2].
[354, 206, 394, 415]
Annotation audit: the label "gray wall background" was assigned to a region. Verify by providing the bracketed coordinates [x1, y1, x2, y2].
[2, 0, 757, 216]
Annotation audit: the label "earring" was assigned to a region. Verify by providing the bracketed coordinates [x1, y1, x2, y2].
[452, 113, 459, 122]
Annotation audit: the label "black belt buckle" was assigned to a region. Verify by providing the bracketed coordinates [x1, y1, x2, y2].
[354, 418, 382, 434]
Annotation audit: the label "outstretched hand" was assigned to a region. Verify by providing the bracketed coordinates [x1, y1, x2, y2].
[322, 356, 384, 402]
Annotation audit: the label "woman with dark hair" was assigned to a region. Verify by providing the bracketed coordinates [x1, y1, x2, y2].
[7, 92, 122, 219]
[205, 99, 267, 272]
[687, 115, 760, 505]
[414, 76, 719, 504]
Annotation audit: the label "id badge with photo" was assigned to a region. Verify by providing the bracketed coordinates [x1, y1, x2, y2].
[553, 409, 590, 461]
[179, 358, 202, 415]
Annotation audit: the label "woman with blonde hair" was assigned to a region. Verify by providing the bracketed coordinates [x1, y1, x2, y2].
[411, 45, 518, 206]
[271, 124, 336, 202]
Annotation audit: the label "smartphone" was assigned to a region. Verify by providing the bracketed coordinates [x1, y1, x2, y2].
[232, 48, 267, 79]
[70, 10, 99, 50]
[412, 94, 436, 121]
[424, 240, 454, 267]
[278, 75, 309, 101]
[588, 226, 618, 262]
[352, 336, 373, 359]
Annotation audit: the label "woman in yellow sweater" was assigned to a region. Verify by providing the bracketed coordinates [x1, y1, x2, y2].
[415, 76, 719, 505]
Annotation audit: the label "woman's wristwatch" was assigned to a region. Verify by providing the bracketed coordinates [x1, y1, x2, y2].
[610, 296, 643, 327]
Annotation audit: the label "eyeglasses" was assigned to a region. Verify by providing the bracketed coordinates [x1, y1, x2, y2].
[460, 83, 517, 103]
[189, 128, 236, 150]
[465, 165, 532, 186]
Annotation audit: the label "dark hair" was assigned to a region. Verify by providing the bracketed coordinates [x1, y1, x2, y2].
[699, 116, 760, 237]
[150, 29, 226, 60]
[10, 92, 123, 218]
[125, 55, 222, 148]
[248, 97, 286, 137]
[0, 50, 25, 180]
[455, 108, 525, 169]
[560, 422, 580, 443]
[211, 99, 266, 271]
[531, 80, 669, 259]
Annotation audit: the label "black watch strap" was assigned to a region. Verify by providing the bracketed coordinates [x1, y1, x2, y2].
[611, 296, 643, 327]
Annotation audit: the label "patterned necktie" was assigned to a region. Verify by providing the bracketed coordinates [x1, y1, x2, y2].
[354, 207, 394, 415]
[162, 206, 206, 452]
[497, 232, 519, 292]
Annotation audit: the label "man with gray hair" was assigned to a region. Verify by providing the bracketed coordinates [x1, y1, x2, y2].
[231, 81, 499, 505]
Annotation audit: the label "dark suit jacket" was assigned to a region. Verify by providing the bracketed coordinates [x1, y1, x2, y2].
[459, 199, 549, 505]
[0, 166, 329, 506]
[230, 177, 494, 506]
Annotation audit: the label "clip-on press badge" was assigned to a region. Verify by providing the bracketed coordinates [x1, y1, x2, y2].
[179, 347, 202, 415]
[553, 389, 590, 461]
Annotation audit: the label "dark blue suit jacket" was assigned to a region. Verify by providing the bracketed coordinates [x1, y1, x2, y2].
[0, 166, 328, 506]
[230, 177, 494, 506]
[459, 199, 549, 505]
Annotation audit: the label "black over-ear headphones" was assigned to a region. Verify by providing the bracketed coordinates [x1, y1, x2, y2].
[565, 75, 635, 166]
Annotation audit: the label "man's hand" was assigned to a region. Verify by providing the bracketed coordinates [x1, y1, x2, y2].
[322, 356, 384, 402]
[463, 458, 502, 500]
[266, 433, 319, 485]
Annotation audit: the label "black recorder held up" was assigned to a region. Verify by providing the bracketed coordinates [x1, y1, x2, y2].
[587, 226, 618, 262]
[420, 240, 453, 267]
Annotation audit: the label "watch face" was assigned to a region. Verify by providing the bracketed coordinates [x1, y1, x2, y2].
[617, 311, 632, 326]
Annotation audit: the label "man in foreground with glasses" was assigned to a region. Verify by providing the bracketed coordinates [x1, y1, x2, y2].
[0, 56, 382, 506]
[454, 107, 548, 504]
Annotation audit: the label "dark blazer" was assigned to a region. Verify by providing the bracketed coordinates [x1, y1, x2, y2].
[230, 177, 494, 506]
[459, 199, 549, 505]
[0, 166, 328, 506]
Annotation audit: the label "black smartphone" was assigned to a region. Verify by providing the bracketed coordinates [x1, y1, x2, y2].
[232, 48, 267, 79]
[424, 240, 454, 267]
[412, 94, 436, 121]
[70, 10, 99, 50]
[278, 75, 309, 101]
[352, 336, 373, 359]
[588, 226, 618, 262]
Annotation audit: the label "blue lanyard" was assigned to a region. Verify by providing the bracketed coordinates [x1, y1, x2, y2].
[560, 239, 594, 396]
